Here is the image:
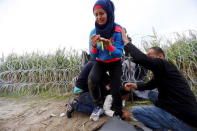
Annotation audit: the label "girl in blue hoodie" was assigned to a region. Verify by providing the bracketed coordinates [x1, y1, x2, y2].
[88, 0, 125, 121]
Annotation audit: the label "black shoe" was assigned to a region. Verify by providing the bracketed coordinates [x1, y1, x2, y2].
[66, 100, 78, 118]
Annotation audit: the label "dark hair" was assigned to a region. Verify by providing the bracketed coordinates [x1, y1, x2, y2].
[150, 46, 165, 57]
[122, 27, 132, 43]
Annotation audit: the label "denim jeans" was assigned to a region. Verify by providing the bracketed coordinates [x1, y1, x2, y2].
[148, 90, 159, 105]
[131, 91, 195, 131]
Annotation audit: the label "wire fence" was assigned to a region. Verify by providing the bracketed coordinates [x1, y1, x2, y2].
[0, 49, 81, 96]
[0, 67, 80, 95]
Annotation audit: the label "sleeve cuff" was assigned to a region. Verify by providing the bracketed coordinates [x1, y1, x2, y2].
[106, 44, 115, 52]
[136, 82, 145, 91]
[91, 47, 98, 54]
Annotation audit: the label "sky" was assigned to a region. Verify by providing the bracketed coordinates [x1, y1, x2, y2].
[0, 0, 197, 56]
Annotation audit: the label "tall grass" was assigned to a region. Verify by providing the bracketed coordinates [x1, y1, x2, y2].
[142, 29, 197, 96]
[0, 30, 196, 97]
[0, 48, 81, 97]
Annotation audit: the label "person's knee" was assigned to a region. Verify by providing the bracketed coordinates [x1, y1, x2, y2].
[148, 90, 158, 101]
[88, 77, 98, 92]
[88, 61, 96, 66]
[148, 90, 158, 97]
[84, 61, 95, 69]
[88, 78, 93, 88]
[88, 74, 99, 86]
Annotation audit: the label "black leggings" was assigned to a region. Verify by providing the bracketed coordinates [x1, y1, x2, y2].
[76, 60, 110, 94]
[88, 60, 122, 115]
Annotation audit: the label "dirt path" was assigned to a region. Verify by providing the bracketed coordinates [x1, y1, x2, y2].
[0, 97, 109, 131]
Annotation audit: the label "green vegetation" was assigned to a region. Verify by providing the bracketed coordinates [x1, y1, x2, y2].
[0, 30, 196, 97]
[0, 48, 81, 97]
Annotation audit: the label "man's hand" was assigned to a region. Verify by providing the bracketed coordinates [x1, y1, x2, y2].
[124, 83, 137, 91]
[91, 34, 100, 48]
[122, 110, 131, 120]
[121, 29, 130, 45]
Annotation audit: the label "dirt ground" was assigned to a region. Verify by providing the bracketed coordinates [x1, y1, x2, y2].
[0, 97, 111, 131]
[0, 96, 149, 131]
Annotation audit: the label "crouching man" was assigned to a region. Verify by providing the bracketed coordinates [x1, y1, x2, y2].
[121, 29, 197, 131]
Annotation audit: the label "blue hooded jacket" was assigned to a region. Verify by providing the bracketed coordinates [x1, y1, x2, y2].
[90, 0, 124, 63]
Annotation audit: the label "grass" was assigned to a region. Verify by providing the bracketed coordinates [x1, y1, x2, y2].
[126, 100, 152, 107]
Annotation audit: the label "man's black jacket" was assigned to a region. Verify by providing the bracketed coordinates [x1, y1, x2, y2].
[124, 43, 197, 128]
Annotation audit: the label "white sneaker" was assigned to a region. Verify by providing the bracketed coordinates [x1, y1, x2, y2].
[90, 106, 104, 121]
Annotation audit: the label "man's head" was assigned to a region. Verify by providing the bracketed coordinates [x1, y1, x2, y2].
[147, 47, 165, 59]
[122, 27, 132, 43]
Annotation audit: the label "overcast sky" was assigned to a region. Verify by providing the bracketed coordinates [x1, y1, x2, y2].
[0, 0, 197, 56]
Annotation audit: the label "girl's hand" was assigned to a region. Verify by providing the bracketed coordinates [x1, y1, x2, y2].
[91, 34, 100, 48]
[100, 37, 111, 47]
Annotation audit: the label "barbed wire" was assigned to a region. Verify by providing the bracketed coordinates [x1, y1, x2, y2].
[0, 63, 81, 95]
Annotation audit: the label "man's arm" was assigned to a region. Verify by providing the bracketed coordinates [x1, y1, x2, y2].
[136, 78, 157, 91]
[124, 78, 156, 91]
[124, 43, 164, 72]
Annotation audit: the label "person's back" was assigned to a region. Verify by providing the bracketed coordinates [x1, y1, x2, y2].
[148, 58, 197, 127]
